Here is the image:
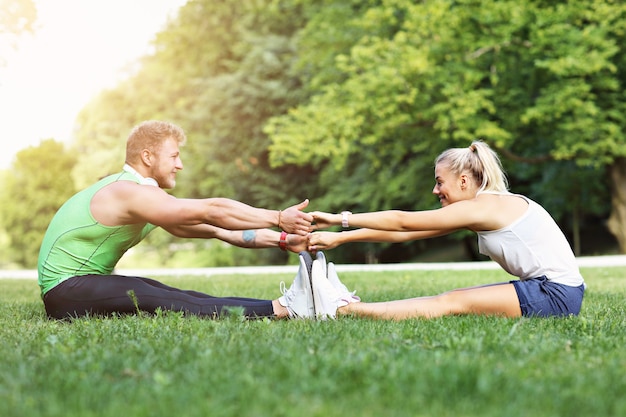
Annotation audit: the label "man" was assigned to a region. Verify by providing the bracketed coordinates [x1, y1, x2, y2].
[38, 120, 324, 320]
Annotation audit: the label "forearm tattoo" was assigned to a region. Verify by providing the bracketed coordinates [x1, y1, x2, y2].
[242, 230, 257, 247]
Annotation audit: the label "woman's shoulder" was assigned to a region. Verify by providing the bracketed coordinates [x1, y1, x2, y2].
[471, 192, 531, 231]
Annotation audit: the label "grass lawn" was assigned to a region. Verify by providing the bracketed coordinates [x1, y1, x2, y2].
[1, 265, 625, 417]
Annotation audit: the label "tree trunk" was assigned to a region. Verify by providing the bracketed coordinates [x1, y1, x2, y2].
[607, 157, 626, 253]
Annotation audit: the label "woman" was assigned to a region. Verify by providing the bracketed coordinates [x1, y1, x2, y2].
[309, 141, 585, 320]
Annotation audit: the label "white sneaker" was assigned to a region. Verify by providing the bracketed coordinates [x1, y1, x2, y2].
[327, 262, 360, 306]
[278, 252, 315, 319]
[315, 251, 327, 278]
[311, 259, 341, 320]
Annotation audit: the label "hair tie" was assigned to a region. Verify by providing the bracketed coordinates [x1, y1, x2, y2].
[469, 143, 477, 153]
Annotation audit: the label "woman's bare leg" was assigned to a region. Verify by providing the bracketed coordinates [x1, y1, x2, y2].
[339, 282, 521, 320]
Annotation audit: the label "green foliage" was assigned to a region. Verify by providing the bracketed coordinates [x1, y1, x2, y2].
[125, 0, 312, 208]
[264, 0, 625, 258]
[71, 90, 147, 188]
[1, 266, 626, 417]
[269, 0, 626, 167]
[0, 140, 77, 267]
[67, 0, 325, 265]
[60, 0, 625, 265]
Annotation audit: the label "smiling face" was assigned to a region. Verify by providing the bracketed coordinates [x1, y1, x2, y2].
[148, 137, 183, 189]
[432, 163, 477, 207]
[125, 121, 187, 189]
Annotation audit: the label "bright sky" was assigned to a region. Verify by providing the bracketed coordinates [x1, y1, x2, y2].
[0, 0, 188, 169]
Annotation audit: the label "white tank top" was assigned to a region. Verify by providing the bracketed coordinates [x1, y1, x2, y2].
[476, 193, 584, 286]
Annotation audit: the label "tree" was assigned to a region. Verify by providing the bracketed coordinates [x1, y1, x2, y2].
[267, 0, 625, 256]
[68, 0, 624, 264]
[71, 0, 321, 266]
[0, 140, 77, 267]
[74, 0, 316, 204]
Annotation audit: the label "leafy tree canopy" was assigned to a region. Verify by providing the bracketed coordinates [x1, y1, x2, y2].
[0, 140, 76, 267]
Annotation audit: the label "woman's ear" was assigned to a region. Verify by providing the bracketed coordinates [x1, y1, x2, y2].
[459, 173, 469, 190]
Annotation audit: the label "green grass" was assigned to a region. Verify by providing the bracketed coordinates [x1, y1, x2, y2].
[1, 266, 625, 417]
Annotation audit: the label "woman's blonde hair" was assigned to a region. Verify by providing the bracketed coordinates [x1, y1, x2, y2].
[435, 140, 508, 193]
[125, 120, 187, 164]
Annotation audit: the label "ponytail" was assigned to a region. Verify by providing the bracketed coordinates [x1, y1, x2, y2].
[435, 140, 508, 193]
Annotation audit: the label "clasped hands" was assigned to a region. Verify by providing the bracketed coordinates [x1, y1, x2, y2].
[279, 202, 344, 253]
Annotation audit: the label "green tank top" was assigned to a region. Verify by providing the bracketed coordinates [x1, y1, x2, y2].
[37, 171, 157, 296]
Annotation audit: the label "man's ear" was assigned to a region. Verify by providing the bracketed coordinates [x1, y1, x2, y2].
[140, 149, 152, 167]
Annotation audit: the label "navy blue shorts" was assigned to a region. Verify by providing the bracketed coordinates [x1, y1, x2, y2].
[511, 276, 585, 317]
